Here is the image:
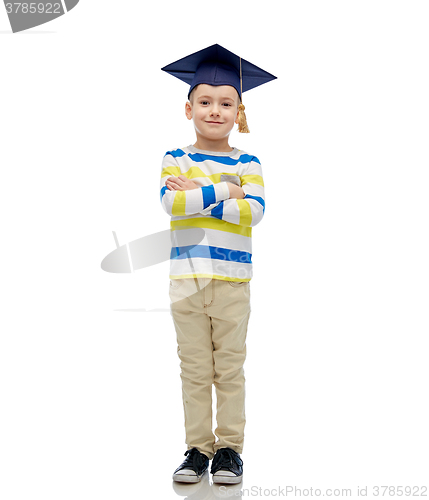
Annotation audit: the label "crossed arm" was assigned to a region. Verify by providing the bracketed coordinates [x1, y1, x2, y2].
[163, 174, 264, 227]
[165, 175, 245, 200]
[160, 150, 265, 228]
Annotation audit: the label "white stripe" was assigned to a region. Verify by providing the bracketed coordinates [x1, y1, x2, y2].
[170, 258, 252, 280]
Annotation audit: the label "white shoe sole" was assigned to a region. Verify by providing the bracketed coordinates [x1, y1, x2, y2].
[212, 473, 242, 484]
[172, 472, 203, 483]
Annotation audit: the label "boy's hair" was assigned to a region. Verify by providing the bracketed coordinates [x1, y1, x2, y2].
[188, 85, 197, 104]
[188, 84, 241, 105]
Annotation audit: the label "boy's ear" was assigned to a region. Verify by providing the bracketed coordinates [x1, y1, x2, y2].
[235, 108, 240, 124]
[185, 101, 193, 120]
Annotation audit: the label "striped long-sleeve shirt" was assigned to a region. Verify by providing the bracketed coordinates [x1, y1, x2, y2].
[160, 145, 265, 282]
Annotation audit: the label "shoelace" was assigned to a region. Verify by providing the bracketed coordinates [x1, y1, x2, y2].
[182, 448, 206, 470]
[212, 448, 243, 470]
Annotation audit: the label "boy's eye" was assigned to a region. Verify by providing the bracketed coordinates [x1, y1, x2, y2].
[222, 103, 232, 107]
[200, 101, 209, 105]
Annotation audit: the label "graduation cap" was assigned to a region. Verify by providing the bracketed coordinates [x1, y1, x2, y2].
[161, 44, 277, 133]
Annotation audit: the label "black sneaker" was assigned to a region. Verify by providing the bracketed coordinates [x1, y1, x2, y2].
[210, 447, 243, 484]
[172, 448, 209, 483]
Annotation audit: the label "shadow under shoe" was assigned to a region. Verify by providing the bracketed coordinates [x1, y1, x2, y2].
[173, 448, 210, 483]
[210, 447, 243, 484]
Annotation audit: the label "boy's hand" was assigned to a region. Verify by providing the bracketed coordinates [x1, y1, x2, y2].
[166, 175, 199, 191]
[165, 176, 244, 199]
[226, 182, 245, 200]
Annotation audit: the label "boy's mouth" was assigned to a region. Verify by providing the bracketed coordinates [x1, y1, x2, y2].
[205, 121, 224, 124]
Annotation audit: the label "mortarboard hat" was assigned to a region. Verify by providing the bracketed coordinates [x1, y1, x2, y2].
[161, 44, 277, 133]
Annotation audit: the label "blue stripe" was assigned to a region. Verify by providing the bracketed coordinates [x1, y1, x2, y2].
[201, 184, 216, 208]
[171, 245, 252, 263]
[164, 149, 260, 165]
[171, 245, 212, 260]
[244, 194, 265, 213]
[164, 149, 186, 158]
[188, 152, 260, 166]
[160, 185, 168, 203]
[210, 201, 224, 219]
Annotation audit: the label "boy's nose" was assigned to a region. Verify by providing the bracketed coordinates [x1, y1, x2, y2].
[210, 107, 220, 116]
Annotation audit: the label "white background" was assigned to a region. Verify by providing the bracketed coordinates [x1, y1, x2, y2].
[1, 1, 428, 498]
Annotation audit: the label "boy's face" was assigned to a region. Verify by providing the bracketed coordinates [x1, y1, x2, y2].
[185, 84, 240, 143]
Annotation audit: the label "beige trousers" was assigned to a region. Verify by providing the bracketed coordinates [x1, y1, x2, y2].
[169, 277, 251, 460]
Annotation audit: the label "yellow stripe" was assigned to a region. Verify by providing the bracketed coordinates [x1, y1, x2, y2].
[179, 167, 223, 182]
[241, 174, 264, 187]
[171, 191, 187, 216]
[161, 166, 181, 178]
[181, 168, 243, 183]
[238, 200, 252, 226]
[170, 273, 251, 282]
[171, 217, 252, 237]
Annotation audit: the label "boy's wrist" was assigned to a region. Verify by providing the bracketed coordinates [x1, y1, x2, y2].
[227, 182, 245, 200]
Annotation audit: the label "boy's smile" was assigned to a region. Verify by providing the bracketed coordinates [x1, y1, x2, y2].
[185, 84, 240, 151]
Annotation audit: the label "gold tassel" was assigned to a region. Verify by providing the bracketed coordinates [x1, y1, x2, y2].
[237, 103, 250, 133]
[238, 57, 250, 133]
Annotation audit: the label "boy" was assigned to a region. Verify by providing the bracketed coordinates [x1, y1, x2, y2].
[159, 44, 276, 484]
